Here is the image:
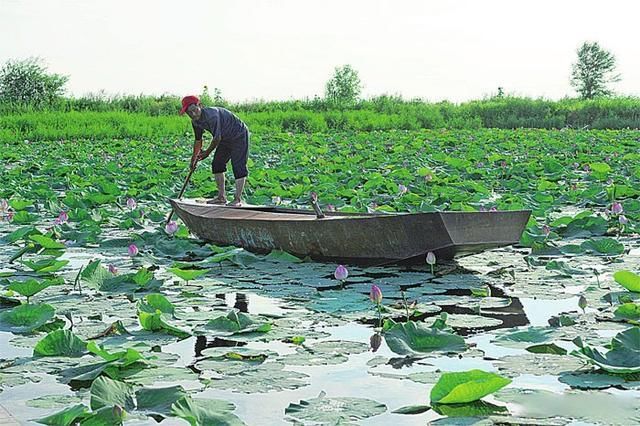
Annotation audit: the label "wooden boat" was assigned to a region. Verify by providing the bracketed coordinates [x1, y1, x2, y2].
[170, 199, 531, 265]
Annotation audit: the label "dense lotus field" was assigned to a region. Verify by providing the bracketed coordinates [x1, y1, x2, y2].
[1, 128, 639, 425]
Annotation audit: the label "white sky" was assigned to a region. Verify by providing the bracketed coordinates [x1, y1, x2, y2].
[1, 0, 638, 102]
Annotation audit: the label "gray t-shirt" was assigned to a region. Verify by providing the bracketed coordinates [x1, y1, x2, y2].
[192, 107, 248, 143]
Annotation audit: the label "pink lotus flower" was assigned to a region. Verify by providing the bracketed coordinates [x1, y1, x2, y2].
[108, 264, 118, 274]
[611, 202, 623, 215]
[55, 211, 68, 225]
[0, 199, 8, 213]
[128, 244, 139, 257]
[542, 224, 551, 236]
[398, 184, 408, 195]
[489, 207, 497, 212]
[334, 264, 349, 281]
[126, 198, 137, 210]
[7, 211, 14, 222]
[500, 160, 507, 168]
[326, 204, 336, 212]
[165, 220, 178, 235]
[369, 285, 383, 304]
[619, 215, 628, 225]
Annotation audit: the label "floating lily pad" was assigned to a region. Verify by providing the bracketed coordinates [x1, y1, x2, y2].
[383, 320, 467, 356]
[285, 391, 386, 424]
[205, 362, 309, 393]
[491, 327, 555, 349]
[205, 310, 272, 335]
[0, 303, 56, 333]
[278, 340, 368, 366]
[580, 237, 625, 256]
[26, 394, 85, 409]
[496, 353, 584, 377]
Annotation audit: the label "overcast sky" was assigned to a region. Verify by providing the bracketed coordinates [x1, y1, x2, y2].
[1, 0, 638, 102]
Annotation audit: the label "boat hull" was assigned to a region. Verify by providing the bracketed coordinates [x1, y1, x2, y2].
[170, 199, 531, 265]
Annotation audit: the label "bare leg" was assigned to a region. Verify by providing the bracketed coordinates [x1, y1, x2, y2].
[207, 173, 227, 204]
[230, 177, 246, 206]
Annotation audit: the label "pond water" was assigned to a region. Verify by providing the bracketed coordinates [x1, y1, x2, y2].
[1, 219, 639, 425]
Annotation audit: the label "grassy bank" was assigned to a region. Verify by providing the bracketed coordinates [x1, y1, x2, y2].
[1, 96, 639, 142]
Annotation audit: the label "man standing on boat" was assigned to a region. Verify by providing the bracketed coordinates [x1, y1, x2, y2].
[179, 95, 250, 207]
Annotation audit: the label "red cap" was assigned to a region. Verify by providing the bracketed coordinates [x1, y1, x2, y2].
[179, 95, 200, 115]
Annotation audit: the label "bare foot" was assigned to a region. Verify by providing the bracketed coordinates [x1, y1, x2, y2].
[229, 199, 243, 207]
[206, 197, 228, 205]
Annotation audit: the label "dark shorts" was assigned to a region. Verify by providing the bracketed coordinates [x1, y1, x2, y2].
[212, 130, 249, 179]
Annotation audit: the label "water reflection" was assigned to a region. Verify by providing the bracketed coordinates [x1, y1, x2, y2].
[193, 335, 246, 359]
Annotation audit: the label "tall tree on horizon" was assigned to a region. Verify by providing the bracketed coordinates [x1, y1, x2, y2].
[570, 41, 621, 99]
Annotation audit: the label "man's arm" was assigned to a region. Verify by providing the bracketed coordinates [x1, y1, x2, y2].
[199, 136, 221, 160]
[191, 139, 203, 169]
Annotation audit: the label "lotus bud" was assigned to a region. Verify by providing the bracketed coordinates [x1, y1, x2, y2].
[126, 197, 137, 210]
[369, 285, 383, 304]
[618, 215, 628, 225]
[611, 202, 623, 215]
[542, 224, 551, 236]
[334, 264, 348, 281]
[370, 333, 382, 352]
[165, 220, 178, 235]
[272, 196, 282, 205]
[398, 184, 408, 195]
[578, 295, 587, 313]
[424, 174, 433, 182]
[426, 251, 436, 266]
[0, 199, 8, 213]
[128, 244, 139, 257]
[56, 211, 68, 225]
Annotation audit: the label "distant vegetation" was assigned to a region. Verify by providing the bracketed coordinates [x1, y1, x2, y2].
[0, 44, 639, 144]
[1, 96, 639, 143]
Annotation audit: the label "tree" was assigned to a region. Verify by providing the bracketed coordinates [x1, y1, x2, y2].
[0, 57, 68, 105]
[570, 42, 621, 99]
[325, 64, 362, 106]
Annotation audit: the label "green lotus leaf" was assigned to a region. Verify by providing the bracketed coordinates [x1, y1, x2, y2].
[383, 320, 467, 356]
[430, 369, 511, 404]
[34, 329, 87, 357]
[0, 303, 56, 333]
[613, 270, 640, 293]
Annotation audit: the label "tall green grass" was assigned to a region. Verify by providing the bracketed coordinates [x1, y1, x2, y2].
[1, 95, 639, 142]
